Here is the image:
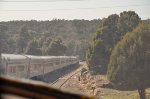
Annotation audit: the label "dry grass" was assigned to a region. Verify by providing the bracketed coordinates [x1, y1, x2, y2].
[79, 73, 150, 99]
[102, 88, 150, 99]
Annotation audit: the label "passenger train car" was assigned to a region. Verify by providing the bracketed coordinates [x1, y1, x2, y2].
[1, 54, 79, 79]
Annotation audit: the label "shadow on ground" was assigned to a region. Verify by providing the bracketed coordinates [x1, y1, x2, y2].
[31, 63, 80, 83]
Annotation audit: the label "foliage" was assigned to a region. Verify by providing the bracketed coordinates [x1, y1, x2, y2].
[86, 11, 141, 74]
[0, 25, 8, 74]
[0, 19, 100, 59]
[25, 40, 42, 55]
[46, 38, 66, 56]
[107, 22, 150, 99]
[0, 25, 9, 53]
[86, 39, 107, 74]
[17, 26, 29, 53]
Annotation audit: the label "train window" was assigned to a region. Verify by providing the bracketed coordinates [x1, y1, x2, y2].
[10, 67, 16, 73]
[49, 63, 53, 66]
[38, 64, 41, 68]
[18, 66, 24, 72]
[8, 67, 11, 73]
[33, 65, 37, 69]
[13, 67, 16, 73]
[45, 63, 49, 67]
[32, 64, 37, 70]
[66, 59, 69, 62]
[33, 64, 41, 69]
[56, 62, 60, 65]
[61, 61, 65, 64]
[29, 65, 33, 70]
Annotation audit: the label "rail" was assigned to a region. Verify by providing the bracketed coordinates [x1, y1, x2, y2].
[51, 66, 83, 89]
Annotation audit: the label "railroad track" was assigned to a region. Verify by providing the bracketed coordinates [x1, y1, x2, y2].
[51, 68, 82, 89]
[50, 62, 86, 89]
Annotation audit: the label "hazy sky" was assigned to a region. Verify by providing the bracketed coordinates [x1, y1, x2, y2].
[0, 0, 150, 21]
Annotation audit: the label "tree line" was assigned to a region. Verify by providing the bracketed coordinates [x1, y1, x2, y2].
[0, 19, 100, 59]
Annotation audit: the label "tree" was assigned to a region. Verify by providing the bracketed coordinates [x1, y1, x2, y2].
[119, 11, 141, 34]
[107, 23, 150, 99]
[86, 11, 141, 74]
[0, 25, 8, 53]
[0, 25, 8, 74]
[86, 39, 107, 74]
[0, 19, 101, 59]
[65, 41, 76, 56]
[41, 37, 52, 55]
[46, 38, 66, 56]
[17, 26, 29, 53]
[25, 40, 42, 55]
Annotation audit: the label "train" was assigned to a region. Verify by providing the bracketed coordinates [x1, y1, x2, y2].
[0, 53, 79, 79]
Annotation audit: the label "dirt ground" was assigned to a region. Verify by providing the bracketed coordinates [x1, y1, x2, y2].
[60, 63, 150, 99]
[60, 62, 111, 99]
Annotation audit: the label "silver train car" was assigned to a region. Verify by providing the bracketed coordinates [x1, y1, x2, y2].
[1, 54, 79, 79]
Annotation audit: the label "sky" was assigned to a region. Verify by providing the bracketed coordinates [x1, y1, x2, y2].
[0, 0, 150, 21]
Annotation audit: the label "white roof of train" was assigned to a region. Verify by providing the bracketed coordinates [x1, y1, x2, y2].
[1, 54, 77, 60]
[2, 54, 27, 60]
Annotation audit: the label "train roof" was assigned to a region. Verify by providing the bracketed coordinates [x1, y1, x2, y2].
[2, 54, 28, 60]
[1, 54, 78, 60]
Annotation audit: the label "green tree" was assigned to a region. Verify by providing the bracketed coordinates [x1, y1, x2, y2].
[119, 11, 141, 34]
[25, 40, 42, 55]
[86, 11, 141, 74]
[46, 38, 66, 56]
[17, 26, 29, 53]
[0, 25, 8, 74]
[0, 19, 100, 59]
[42, 37, 52, 55]
[0, 25, 8, 53]
[107, 23, 150, 99]
[86, 39, 107, 74]
[66, 41, 76, 55]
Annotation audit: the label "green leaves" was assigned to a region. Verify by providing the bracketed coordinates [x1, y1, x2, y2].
[107, 22, 150, 90]
[46, 38, 66, 56]
[0, 19, 101, 59]
[25, 40, 42, 55]
[86, 11, 141, 75]
[17, 26, 30, 53]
